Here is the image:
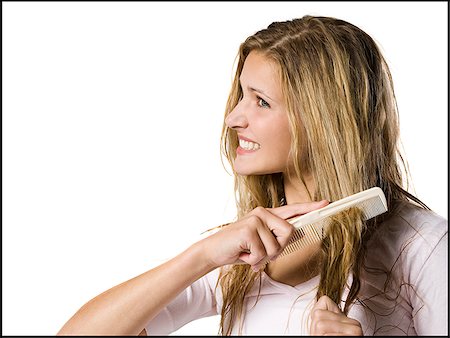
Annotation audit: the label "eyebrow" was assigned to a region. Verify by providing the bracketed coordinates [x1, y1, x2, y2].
[239, 77, 276, 102]
[247, 85, 276, 102]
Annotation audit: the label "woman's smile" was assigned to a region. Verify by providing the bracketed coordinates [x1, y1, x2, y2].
[237, 136, 261, 154]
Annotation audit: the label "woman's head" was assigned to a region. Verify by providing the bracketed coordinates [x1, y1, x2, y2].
[221, 15, 409, 211]
[218, 15, 429, 335]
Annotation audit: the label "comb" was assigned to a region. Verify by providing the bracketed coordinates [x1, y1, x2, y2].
[279, 186, 388, 257]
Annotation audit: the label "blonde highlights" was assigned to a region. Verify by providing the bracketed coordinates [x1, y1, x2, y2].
[218, 15, 428, 335]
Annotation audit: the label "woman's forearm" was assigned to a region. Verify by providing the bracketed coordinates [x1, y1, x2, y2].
[57, 241, 215, 335]
[57, 202, 317, 335]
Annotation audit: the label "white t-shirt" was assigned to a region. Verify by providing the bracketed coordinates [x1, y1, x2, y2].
[146, 202, 448, 335]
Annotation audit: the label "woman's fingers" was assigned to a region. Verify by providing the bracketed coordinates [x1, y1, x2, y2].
[236, 213, 281, 269]
[268, 200, 329, 220]
[313, 294, 341, 313]
[237, 240, 266, 267]
[201, 201, 330, 269]
[255, 219, 282, 258]
[251, 207, 292, 250]
[310, 295, 363, 336]
[310, 318, 363, 336]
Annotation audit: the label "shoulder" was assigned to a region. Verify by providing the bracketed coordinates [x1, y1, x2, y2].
[396, 200, 447, 227]
[372, 200, 446, 244]
[385, 200, 447, 245]
[353, 202, 447, 335]
[365, 200, 447, 275]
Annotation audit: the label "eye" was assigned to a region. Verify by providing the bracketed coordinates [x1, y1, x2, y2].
[257, 96, 270, 108]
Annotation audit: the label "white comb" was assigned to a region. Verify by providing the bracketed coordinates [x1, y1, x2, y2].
[279, 186, 388, 257]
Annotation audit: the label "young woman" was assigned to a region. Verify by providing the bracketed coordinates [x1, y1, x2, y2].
[57, 15, 447, 336]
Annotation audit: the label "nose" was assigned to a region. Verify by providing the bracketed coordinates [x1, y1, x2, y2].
[225, 101, 248, 130]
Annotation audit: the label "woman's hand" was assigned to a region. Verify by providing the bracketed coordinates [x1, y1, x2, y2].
[310, 295, 363, 336]
[199, 200, 328, 271]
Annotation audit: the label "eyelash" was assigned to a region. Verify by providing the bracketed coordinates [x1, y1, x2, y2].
[256, 96, 270, 108]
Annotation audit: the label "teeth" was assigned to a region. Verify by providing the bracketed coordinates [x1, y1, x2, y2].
[239, 139, 260, 151]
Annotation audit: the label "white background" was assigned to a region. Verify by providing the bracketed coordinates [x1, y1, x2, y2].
[2, 1, 447, 335]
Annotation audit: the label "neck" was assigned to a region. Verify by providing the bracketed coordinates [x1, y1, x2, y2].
[283, 171, 315, 204]
[265, 242, 322, 286]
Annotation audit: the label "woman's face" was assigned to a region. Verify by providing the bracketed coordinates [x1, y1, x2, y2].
[225, 51, 292, 176]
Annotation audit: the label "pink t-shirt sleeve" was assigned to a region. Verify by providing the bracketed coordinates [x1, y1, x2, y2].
[145, 268, 220, 335]
[410, 221, 448, 335]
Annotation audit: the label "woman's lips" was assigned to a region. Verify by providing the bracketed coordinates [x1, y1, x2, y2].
[237, 136, 261, 154]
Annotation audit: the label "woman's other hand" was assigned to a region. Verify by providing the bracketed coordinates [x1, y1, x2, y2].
[310, 295, 363, 336]
[199, 200, 328, 271]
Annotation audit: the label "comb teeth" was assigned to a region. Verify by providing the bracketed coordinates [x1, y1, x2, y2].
[279, 189, 388, 258]
[279, 219, 326, 257]
[357, 195, 387, 220]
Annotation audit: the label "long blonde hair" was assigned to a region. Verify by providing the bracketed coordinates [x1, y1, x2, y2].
[218, 15, 428, 335]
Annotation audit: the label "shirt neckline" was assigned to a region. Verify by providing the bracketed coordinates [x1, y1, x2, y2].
[261, 271, 320, 293]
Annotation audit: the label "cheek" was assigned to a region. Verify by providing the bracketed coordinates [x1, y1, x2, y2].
[270, 133, 291, 161]
[264, 118, 291, 156]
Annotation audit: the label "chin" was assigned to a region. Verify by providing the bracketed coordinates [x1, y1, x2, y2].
[233, 167, 253, 176]
[233, 157, 286, 176]
[234, 165, 279, 176]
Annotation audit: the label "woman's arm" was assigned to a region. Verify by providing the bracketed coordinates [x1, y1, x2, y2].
[57, 242, 215, 335]
[57, 201, 328, 335]
[413, 228, 448, 335]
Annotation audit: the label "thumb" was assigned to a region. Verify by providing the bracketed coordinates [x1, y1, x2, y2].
[314, 295, 341, 314]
